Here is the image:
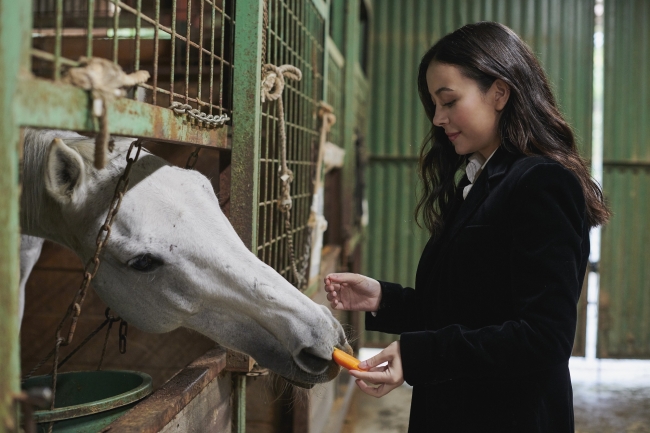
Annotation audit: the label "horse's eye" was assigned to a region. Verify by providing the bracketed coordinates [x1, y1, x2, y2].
[127, 254, 163, 272]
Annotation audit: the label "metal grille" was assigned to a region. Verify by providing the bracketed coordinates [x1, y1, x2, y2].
[31, 0, 234, 116]
[257, 0, 325, 286]
[354, 63, 369, 139]
[326, 42, 344, 146]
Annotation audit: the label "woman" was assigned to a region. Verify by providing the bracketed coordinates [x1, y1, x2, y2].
[325, 22, 609, 432]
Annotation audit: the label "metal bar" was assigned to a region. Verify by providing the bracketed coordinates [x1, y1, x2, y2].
[209, 0, 216, 114]
[170, 0, 177, 104]
[309, 0, 328, 20]
[185, 0, 191, 104]
[0, 0, 31, 429]
[230, 0, 264, 250]
[13, 77, 230, 149]
[197, 0, 204, 103]
[31, 48, 79, 66]
[326, 36, 344, 68]
[217, 0, 224, 114]
[340, 0, 359, 241]
[153, 0, 160, 105]
[112, 0, 119, 63]
[232, 374, 246, 433]
[54, 0, 62, 80]
[134, 0, 141, 71]
[603, 160, 650, 168]
[86, 0, 95, 58]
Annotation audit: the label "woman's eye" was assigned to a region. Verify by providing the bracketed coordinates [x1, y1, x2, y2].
[127, 254, 163, 272]
[443, 100, 456, 107]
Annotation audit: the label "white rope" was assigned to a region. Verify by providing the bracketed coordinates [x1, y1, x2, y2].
[169, 102, 230, 127]
[261, 63, 304, 287]
[63, 57, 149, 169]
[260, 64, 302, 210]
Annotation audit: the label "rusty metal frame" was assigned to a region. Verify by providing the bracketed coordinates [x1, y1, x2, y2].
[22, 0, 235, 147]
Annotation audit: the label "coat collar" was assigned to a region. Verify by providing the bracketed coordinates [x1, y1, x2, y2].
[442, 146, 517, 243]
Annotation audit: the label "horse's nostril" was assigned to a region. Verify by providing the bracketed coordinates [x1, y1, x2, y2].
[295, 348, 331, 374]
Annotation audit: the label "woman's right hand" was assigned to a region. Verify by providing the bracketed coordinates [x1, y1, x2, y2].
[324, 273, 382, 312]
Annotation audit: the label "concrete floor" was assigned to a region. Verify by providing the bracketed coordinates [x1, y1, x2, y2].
[343, 350, 650, 433]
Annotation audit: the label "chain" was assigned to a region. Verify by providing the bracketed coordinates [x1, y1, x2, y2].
[98, 309, 121, 370]
[169, 102, 230, 128]
[47, 308, 120, 374]
[119, 319, 128, 354]
[25, 139, 142, 423]
[185, 147, 201, 169]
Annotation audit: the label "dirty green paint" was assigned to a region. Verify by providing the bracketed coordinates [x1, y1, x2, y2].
[363, 0, 595, 348]
[230, 0, 263, 251]
[13, 77, 230, 148]
[340, 0, 362, 244]
[0, 0, 31, 429]
[599, 0, 650, 359]
[229, 2, 265, 429]
[326, 38, 345, 150]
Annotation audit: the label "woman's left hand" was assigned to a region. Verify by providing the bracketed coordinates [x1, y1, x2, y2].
[349, 341, 404, 398]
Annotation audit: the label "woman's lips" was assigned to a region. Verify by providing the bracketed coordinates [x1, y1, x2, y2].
[446, 132, 460, 141]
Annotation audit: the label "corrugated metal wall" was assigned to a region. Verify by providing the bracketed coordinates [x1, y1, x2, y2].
[598, 0, 650, 358]
[364, 0, 595, 348]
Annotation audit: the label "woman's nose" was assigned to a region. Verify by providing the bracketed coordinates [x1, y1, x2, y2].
[432, 109, 447, 127]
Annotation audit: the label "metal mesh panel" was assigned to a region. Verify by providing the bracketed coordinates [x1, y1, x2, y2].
[354, 64, 368, 138]
[326, 48, 344, 146]
[257, 0, 325, 286]
[31, 0, 234, 116]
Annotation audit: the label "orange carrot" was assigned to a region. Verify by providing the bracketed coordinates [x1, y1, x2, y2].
[332, 348, 367, 371]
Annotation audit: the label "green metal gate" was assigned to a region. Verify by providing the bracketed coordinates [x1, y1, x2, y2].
[1, 0, 372, 430]
[598, 0, 650, 359]
[363, 0, 595, 350]
[2, 0, 238, 430]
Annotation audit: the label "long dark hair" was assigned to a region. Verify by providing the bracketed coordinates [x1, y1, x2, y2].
[415, 21, 610, 237]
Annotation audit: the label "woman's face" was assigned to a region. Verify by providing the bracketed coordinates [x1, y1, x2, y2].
[426, 62, 509, 158]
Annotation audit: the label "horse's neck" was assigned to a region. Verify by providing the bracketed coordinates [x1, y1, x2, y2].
[20, 129, 125, 248]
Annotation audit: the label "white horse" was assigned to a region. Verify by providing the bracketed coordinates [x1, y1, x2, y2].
[20, 129, 349, 387]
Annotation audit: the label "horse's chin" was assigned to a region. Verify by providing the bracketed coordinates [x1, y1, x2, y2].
[283, 377, 316, 389]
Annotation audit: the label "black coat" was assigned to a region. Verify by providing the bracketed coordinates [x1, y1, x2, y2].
[366, 147, 590, 432]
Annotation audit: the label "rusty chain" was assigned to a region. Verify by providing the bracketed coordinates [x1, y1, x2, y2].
[52, 139, 141, 348]
[185, 146, 201, 169]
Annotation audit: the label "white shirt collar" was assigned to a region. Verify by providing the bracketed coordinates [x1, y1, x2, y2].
[463, 147, 499, 199]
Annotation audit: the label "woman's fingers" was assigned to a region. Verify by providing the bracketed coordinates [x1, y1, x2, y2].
[359, 342, 399, 370]
[355, 379, 386, 397]
[350, 369, 396, 385]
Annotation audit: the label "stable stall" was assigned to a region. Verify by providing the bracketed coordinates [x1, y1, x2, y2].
[0, 1, 371, 432]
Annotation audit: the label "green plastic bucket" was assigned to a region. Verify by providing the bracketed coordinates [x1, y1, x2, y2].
[22, 370, 152, 433]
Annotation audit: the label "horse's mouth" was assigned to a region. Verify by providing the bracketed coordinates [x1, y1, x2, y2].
[286, 343, 354, 388]
[283, 360, 341, 389]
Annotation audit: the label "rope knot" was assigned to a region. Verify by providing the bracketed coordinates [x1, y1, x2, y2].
[63, 57, 149, 169]
[261, 64, 302, 103]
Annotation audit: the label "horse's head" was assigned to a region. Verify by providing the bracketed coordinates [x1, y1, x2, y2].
[24, 130, 349, 386]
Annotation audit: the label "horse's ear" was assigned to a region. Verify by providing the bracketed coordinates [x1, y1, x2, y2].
[44, 138, 87, 205]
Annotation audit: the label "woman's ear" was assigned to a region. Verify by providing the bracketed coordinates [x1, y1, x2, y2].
[492, 79, 510, 111]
